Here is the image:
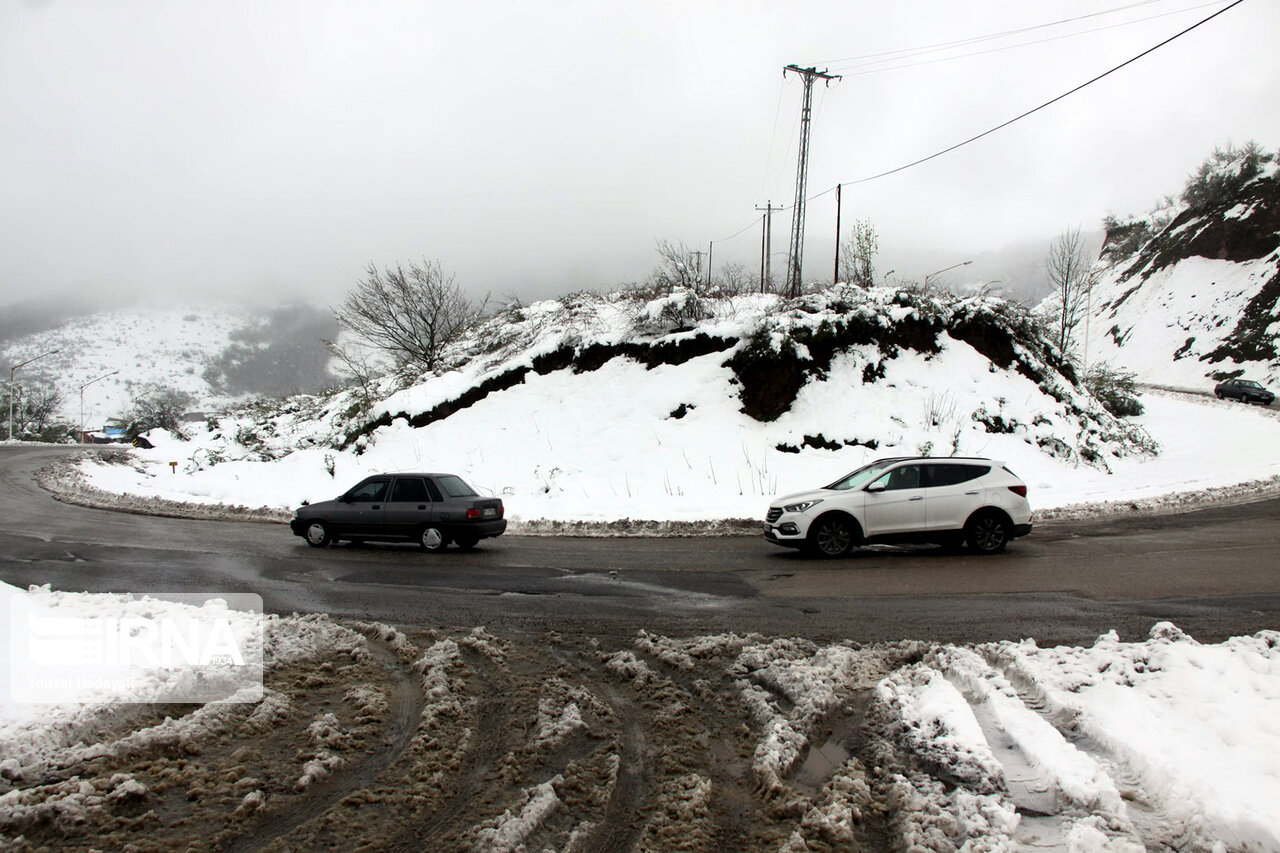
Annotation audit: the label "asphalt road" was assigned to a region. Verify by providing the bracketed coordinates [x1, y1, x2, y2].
[3, 444, 1278, 645]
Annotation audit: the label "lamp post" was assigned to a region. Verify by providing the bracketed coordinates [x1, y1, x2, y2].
[924, 260, 972, 293]
[7, 349, 59, 442]
[79, 370, 120, 443]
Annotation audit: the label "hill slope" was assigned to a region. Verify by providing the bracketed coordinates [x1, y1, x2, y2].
[73, 285, 1159, 522]
[1086, 148, 1280, 388]
[1, 303, 338, 430]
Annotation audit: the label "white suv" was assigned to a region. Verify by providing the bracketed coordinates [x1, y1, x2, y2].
[764, 457, 1032, 557]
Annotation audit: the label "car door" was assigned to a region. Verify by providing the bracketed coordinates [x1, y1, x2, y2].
[862, 463, 928, 536]
[383, 476, 434, 537]
[338, 477, 390, 536]
[925, 463, 989, 530]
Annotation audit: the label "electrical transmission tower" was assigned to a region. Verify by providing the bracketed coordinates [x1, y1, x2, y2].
[782, 64, 840, 298]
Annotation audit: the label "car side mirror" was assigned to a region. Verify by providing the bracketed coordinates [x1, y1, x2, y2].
[338, 494, 351, 503]
[865, 482, 886, 493]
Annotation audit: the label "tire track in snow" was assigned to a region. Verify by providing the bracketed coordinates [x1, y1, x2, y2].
[388, 646, 516, 850]
[975, 647, 1209, 851]
[627, 645, 768, 852]
[223, 636, 424, 853]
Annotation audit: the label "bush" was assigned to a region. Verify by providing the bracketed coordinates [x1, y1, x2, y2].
[1181, 142, 1274, 212]
[125, 389, 195, 439]
[1083, 363, 1143, 417]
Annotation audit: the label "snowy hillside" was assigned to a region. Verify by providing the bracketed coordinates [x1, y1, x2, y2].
[2, 307, 245, 426]
[67, 284, 1193, 523]
[1086, 146, 1280, 389]
[1, 303, 338, 429]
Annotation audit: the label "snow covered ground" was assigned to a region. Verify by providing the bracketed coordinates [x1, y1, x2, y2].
[1, 306, 250, 425]
[67, 385, 1280, 529]
[3, 578, 1279, 850]
[7, 285, 1280, 847]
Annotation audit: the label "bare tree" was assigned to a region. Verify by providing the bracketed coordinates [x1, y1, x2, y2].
[125, 388, 194, 438]
[648, 240, 703, 293]
[1045, 227, 1097, 355]
[23, 383, 62, 434]
[713, 261, 753, 295]
[837, 218, 878, 287]
[5, 382, 63, 437]
[337, 260, 487, 371]
[323, 337, 379, 393]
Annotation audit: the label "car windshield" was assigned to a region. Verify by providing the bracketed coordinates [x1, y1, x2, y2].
[436, 475, 478, 498]
[824, 459, 900, 491]
[1241, 380, 1263, 389]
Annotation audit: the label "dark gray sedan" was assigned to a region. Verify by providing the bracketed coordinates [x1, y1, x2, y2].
[1214, 378, 1275, 406]
[290, 473, 506, 552]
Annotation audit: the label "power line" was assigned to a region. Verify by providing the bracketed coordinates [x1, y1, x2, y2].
[836, 0, 1246, 189]
[831, 1, 1230, 79]
[757, 79, 788, 200]
[815, 0, 1165, 68]
[713, 216, 765, 244]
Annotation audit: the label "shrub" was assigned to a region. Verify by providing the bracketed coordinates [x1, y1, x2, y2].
[1083, 363, 1143, 417]
[1181, 142, 1274, 212]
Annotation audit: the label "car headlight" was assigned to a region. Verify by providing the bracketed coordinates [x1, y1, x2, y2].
[783, 499, 822, 513]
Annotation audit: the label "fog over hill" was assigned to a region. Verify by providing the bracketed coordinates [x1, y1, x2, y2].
[0, 301, 339, 429]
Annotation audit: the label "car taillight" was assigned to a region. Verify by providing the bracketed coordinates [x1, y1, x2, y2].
[1008, 485, 1027, 498]
[467, 508, 481, 519]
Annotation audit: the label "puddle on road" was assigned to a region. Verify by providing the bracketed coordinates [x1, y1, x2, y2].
[791, 737, 852, 793]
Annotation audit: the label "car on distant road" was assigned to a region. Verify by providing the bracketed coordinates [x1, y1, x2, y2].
[291, 473, 505, 552]
[764, 456, 1032, 557]
[1213, 378, 1275, 406]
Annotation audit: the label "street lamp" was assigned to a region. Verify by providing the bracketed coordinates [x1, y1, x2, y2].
[923, 260, 972, 292]
[79, 370, 120, 443]
[7, 349, 59, 442]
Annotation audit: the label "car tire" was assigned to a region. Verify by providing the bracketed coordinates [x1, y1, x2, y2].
[419, 526, 449, 553]
[304, 521, 331, 548]
[965, 512, 1010, 555]
[806, 514, 858, 558]
[454, 534, 479, 550]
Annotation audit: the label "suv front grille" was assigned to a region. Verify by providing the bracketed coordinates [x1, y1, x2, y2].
[766, 508, 783, 523]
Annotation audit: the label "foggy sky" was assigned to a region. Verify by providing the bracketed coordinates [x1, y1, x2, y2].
[2, 0, 1277, 309]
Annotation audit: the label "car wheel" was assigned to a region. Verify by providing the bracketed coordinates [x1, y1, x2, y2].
[304, 521, 331, 548]
[965, 512, 1009, 554]
[454, 534, 480, 550]
[807, 514, 857, 558]
[419, 526, 449, 553]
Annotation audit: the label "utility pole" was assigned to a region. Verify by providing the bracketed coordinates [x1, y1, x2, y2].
[832, 183, 842, 286]
[79, 369, 119, 443]
[691, 250, 706, 285]
[755, 201, 780, 293]
[782, 64, 840, 298]
[7, 348, 58, 442]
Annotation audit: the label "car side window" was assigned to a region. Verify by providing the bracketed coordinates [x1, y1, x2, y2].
[349, 479, 388, 502]
[926, 464, 990, 487]
[391, 477, 429, 503]
[880, 465, 921, 491]
[425, 479, 444, 502]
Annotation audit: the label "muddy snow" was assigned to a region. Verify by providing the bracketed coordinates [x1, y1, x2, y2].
[2, 580, 1277, 851]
